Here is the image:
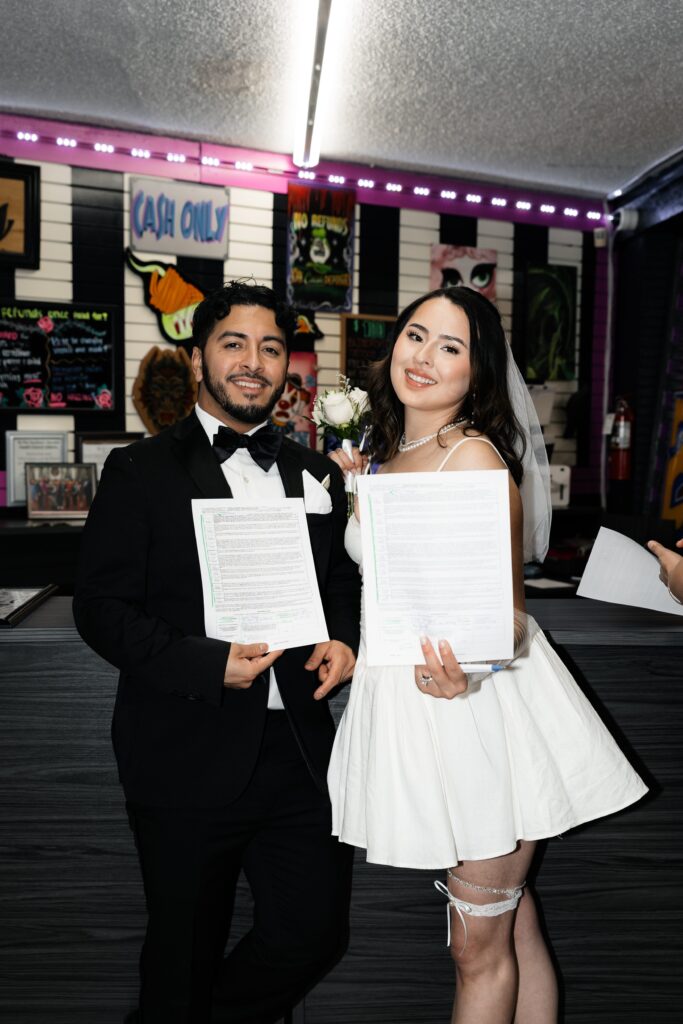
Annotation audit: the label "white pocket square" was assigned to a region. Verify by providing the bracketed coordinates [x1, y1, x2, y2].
[302, 469, 333, 514]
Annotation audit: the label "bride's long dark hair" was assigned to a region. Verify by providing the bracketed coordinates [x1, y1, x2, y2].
[366, 286, 525, 485]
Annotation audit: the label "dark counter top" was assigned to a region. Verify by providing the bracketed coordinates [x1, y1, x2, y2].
[3, 595, 682, 647]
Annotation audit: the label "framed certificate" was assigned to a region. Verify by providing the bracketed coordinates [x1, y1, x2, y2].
[5, 431, 68, 506]
[75, 432, 144, 481]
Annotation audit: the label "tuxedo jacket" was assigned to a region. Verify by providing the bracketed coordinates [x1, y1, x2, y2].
[73, 412, 361, 808]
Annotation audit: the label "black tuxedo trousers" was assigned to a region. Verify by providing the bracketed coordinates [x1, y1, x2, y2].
[73, 413, 360, 1022]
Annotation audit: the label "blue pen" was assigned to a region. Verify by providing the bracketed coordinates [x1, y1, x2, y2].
[460, 663, 506, 672]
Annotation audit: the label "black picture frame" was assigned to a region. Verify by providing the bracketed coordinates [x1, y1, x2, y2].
[0, 584, 58, 628]
[0, 161, 40, 270]
[340, 313, 395, 391]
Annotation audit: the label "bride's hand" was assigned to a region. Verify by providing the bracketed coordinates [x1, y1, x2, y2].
[327, 445, 367, 476]
[328, 445, 367, 520]
[415, 637, 468, 699]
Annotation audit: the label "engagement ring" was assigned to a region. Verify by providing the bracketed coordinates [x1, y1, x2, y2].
[420, 674, 432, 685]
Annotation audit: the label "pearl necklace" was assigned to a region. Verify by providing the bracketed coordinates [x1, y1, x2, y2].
[398, 416, 469, 453]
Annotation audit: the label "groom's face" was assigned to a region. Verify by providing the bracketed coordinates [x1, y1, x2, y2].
[192, 304, 288, 430]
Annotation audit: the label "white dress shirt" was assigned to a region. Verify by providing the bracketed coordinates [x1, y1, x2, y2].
[195, 403, 285, 709]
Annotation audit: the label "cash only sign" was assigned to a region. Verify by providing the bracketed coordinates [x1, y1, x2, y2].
[129, 178, 230, 259]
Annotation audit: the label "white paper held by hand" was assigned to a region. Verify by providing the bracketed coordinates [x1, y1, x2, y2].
[357, 471, 514, 667]
[192, 498, 330, 648]
[577, 526, 683, 616]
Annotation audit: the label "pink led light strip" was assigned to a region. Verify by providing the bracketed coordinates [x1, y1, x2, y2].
[1, 114, 605, 228]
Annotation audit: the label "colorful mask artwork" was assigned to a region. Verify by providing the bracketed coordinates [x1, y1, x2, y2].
[132, 346, 198, 434]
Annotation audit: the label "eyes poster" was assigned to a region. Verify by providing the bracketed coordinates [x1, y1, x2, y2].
[429, 244, 497, 301]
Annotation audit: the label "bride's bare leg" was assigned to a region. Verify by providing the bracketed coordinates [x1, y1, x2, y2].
[512, 888, 558, 1023]
[445, 841, 555, 1024]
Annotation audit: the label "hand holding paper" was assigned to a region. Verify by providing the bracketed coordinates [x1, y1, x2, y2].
[415, 636, 469, 699]
[192, 498, 330, 650]
[647, 538, 683, 603]
[357, 470, 514, 667]
[224, 642, 284, 690]
[577, 527, 683, 615]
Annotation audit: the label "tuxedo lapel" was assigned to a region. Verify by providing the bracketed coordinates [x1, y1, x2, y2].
[276, 440, 305, 499]
[171, 411, 232, 498]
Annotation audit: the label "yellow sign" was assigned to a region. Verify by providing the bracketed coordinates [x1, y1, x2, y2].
[661, 393, 683, 529]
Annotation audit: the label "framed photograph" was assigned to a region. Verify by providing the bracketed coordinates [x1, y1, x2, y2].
[75, 431, 144, 481]
[25, 462, 97, 520]
[0, 585, 58, 628]
[0, 161, 40, 269]
[5, 430, 68, 506]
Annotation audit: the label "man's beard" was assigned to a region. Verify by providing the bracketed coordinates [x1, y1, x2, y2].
[201, 354, 287, 425]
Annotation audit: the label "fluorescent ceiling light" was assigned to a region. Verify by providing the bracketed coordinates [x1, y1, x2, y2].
[293, 0, 334, 168]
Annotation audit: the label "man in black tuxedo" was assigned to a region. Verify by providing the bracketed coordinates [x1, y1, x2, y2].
[73, 282, 360, 1023]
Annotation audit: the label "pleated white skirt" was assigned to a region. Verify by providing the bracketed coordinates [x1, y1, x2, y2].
[328, 617, 647, 869]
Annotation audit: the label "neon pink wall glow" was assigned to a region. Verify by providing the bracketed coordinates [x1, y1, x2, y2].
[1, 113, 605, 230]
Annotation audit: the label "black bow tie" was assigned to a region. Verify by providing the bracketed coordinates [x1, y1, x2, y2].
[212, 423, 283, 472]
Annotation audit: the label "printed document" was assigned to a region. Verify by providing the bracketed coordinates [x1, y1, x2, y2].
[577, 526, 683, 616]
[357, 471, 514, 667]
[192, 498, 330, 648]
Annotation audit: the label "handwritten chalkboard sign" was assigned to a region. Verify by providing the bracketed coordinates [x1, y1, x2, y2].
[0, 300, 115, 411]
[340, 314, 395, 391]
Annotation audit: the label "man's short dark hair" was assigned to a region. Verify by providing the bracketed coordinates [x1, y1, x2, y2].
[191, 281, 298, 353]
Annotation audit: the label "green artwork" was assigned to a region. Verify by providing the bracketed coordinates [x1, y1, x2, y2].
[525, 265, 577, 381]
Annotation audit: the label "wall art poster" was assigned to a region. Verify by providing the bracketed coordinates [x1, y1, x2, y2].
[287, 184, 354, 312]
[126, 249, 204, 347]
[271, 352, 317, 449]
[429, 245, 497, 300]
[525, 265, 577, 382]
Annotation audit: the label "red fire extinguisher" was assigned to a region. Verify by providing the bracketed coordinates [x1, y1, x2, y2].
[608, 397, 634, 481]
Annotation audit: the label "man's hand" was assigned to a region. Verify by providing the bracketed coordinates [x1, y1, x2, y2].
[305, 640, 356, 700]
[224, 642, 283, 690]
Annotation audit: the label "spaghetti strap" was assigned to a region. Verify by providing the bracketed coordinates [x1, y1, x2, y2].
[435, 436, 505, 472]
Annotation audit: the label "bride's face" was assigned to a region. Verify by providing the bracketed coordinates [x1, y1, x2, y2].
[390, 297, 471, 416]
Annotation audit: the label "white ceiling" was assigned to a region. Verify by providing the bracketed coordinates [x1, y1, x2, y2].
[3, 0, 683, 197]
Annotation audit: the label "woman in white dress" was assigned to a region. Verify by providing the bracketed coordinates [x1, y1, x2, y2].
[326, 286, 647, 1024]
